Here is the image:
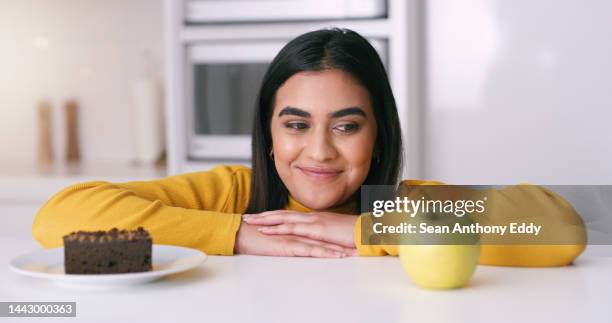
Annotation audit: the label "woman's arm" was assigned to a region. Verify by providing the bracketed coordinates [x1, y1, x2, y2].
[33, 165, 355, 257]
[32, 165, 248, 255]
[356, 184, 587, 266]
[250, 183, 588, 266]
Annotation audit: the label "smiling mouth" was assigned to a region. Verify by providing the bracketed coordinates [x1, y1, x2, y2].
[297, 166, 343, 180]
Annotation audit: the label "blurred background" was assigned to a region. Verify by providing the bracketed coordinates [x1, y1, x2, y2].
[0, 0, 611, 237]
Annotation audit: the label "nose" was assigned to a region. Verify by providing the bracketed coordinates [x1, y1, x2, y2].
[305, 127, 338, 162]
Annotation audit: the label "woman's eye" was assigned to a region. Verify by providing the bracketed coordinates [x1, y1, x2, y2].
[334, 123, 360, 133]
[285, 122, 309, 130]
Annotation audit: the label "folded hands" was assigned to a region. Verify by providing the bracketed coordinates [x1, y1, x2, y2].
[235, 211, 359, 258]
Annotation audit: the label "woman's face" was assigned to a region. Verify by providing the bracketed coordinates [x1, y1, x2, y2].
[270, 68, 377, 211]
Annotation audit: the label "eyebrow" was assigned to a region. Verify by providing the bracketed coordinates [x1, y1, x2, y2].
[278, 106, 367, 118]
[278, 106, 310, 118]
[330, 107, 366, 118]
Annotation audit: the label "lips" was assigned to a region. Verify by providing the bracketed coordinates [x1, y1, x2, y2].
[297, 166, 343, 180]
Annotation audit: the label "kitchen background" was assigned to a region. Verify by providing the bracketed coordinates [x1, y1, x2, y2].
[0, 0, 611, 252]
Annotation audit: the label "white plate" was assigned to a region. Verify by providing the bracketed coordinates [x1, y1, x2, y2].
[9, 245, 207, 288]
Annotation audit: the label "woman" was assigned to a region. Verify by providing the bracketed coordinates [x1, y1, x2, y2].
[33, 28, 585, 266]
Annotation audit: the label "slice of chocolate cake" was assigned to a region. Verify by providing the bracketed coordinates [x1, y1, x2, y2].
[63, 227, 152, 274]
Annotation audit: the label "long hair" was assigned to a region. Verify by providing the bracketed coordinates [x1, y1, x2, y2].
[245, 28, 403, 214]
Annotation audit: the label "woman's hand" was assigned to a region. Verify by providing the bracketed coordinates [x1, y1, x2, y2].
[242, 211, 359, 249]
[235, 222, 358, 258]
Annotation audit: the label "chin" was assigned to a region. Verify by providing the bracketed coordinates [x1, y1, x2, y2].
[298, 190, 344, 211]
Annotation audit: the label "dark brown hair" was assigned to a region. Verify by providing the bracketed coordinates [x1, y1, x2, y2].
[245, 28, 403, 214]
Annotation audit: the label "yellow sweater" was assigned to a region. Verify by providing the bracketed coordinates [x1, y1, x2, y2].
[32, 165, 586, 266]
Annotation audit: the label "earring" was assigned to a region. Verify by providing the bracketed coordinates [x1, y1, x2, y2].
[269, 149, 274, 159]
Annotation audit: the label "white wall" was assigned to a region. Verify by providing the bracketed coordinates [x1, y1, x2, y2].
[423, 0, 612, 184]
[0, 0, 163, 165]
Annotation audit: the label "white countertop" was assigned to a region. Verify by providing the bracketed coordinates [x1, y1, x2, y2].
[1, 236, 611, 323]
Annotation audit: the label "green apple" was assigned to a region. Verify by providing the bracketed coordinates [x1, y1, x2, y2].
[399, 244, 479, 289]
[398, 204, 480, 290]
